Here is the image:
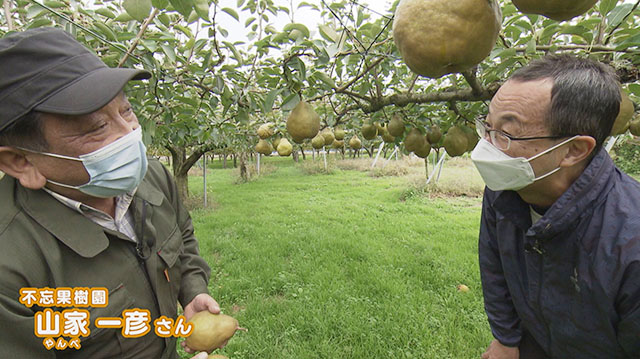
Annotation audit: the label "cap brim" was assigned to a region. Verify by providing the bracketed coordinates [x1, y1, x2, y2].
[35, 67, 151, 115]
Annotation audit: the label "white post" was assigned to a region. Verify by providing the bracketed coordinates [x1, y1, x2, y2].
[202, 154, 207, 208]
[426, 152, 446, 185]
[323, 146, 328, 171]
[382, 146, 398, 168]
[257, 152, 261, 176]
[605, 135, 618, 153]
[435, 152, 445, 183]
[371, 142, 385, 168]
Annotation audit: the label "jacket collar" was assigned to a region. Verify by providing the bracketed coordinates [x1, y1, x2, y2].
[492, 148, 615, 239]
[16, 172, 164, 258]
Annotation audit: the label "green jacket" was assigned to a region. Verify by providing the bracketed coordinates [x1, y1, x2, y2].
[0, 160, 211, 358]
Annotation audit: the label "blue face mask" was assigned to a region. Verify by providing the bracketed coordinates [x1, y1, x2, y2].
[20, 127, 148, 198]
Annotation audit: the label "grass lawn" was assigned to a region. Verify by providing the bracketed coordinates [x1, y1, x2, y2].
[178, 153, 493, 358]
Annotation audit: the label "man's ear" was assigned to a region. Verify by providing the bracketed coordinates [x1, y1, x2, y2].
[0, 147, 47, 189]
[559, 136, 597, 167]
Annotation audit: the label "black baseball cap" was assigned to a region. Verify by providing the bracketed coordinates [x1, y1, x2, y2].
[0, 27, 151, 133]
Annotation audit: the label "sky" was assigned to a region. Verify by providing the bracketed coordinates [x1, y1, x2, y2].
[214, 0, 395, 44]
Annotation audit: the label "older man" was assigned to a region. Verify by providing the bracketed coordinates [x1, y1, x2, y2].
[472, 55, 640, 359]
[0, 28, 215, 358]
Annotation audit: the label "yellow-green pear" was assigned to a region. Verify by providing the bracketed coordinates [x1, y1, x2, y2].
[185, 312, 246, 352]
[286, 101, 320, 139]
[277, 138, 293, 156]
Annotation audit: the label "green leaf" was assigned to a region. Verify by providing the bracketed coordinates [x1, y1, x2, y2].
[283, 23, 310, 38]
[599, 0, 618, 16]
[223, 41, 243, 65]
[95, 8, 116, 19]
[281, 93, 300, 111]
[607, 3, 634, 28]
[123, 0, 151, 22]
[169, 0, 193, 17]
[193, 0, 209, 21]
[222, 7, 239, 21]
[114, 12, 134, 22]
[313, 70, 336, 88]
[94, 22, 117, 41]
[160, 43, 177, 63]
[27, 18, 52, 29]
[628, 84, 640, 98]
[152, 0, 168, 9]
[158, 12, 171, 26]
[318, 24, 340, 43]
[263, 88, 281, 113]
[42, 0, 66, 8]
[525, 37, 536, 54]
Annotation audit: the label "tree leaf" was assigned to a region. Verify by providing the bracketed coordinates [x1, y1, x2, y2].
[222, 7, 239, 21]
[263, 88, 281, 113]
[169, 0, 193, 18]
[318, 24, 340, 43]
[283, 23, 310, 38]
[95, 8, 116, 19]
[607, 3, 634, 29]
[193, 0, 209, 21]
[123, 0, 151, 22]
[599, 0, 619, 16]
[151, 0, 168, 9]
[281, 93, 300, 111]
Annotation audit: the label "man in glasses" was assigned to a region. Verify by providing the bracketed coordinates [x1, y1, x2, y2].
[473, 55, 640, 359]
[0, 28, 216, 358]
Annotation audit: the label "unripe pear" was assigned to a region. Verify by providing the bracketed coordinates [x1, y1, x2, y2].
[257, 123, 274, 139]
[388, 114, 405, 137]
[427, 125, 442, 144]
[361, 122, 378, 140]
[349, 135, 362, 149]
[277, 138, 293, 156]
[334, 127, 345, 140]
[404, 128, 426, 152]
[321, 129, 335, 146]
[311, 134, 325, 149]
[443, 127, 468, 157]
[611, 90, 634, 136]
[255, 139, 273, 155]
[185, 312, 246, 352]
[287, 101, 320, 139]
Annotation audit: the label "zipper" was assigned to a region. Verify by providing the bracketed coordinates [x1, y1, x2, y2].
[535, 240, 552, 357]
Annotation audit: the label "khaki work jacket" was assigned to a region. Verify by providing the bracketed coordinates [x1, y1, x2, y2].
[0, 160, 211, 358]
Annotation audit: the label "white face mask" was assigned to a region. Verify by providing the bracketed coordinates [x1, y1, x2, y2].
[471, 136, 579, 191]
[19, 127, 148, 198]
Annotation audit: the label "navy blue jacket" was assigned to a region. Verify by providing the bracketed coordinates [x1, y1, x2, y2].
[479, 149, 640, 358]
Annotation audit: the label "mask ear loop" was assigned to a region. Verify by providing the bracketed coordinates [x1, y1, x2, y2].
[526, 135, 581, 162]
[14, 146, 83, 161]
[526, 135, 581, 181]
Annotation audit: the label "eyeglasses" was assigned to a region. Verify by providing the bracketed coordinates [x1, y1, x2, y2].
[475, 117, 569, 151]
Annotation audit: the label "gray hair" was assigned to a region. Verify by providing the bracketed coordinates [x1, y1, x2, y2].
[510, 55, 621, 156]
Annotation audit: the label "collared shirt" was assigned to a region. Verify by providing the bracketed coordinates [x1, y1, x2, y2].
[43, 187, 138, 243]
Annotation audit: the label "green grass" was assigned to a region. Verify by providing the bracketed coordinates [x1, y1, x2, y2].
[178, 155, 492, 358]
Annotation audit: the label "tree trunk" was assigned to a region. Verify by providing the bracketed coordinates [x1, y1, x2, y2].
[168, 146, 189, 200]
[239, 152, 248, 182]
[223, 153, 227, 169]
[341, 147, 345, 160]
[424, 157, 429, 179]
[300, 146, 306, 160]
[233, 154, 237, 168]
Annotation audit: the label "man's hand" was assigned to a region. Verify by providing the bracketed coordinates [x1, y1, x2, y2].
[481, 339, 519, 359]
[181, 293, 221, 354]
